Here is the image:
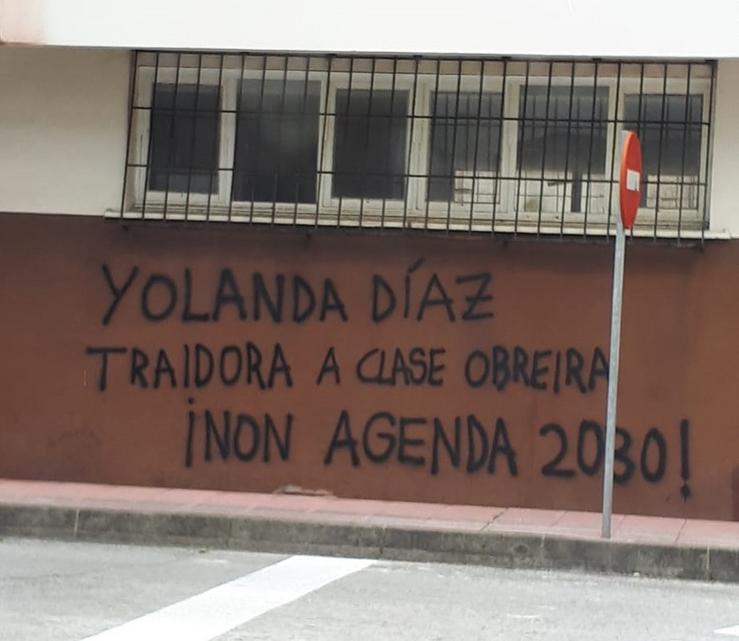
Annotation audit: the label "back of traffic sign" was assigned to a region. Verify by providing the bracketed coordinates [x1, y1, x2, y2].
[619, 131, 643, 229]
[603, 130, 642, 539]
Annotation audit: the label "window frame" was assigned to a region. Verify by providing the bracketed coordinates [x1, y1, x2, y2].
[618, 76, 711, 226]
[126, 57, 713, 233]
[226, 68, 328, 222]
[420, 73, 506, 226]
[131, 64, 232, 219]
[507, 75, 619, 226]
[317, 71, 422, 223]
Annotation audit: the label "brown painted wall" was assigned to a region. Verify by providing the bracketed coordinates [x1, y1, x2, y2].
[0, 213, 737, 520]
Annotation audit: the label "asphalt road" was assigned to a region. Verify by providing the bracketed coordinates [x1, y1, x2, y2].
[1, 537, 738, 641]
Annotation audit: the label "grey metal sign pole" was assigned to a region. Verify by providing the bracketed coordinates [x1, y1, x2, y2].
[601, 214, 626, 539]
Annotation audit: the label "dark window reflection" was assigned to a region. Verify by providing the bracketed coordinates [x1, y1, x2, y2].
[333, 89, 408, 200]
[623, 94, 702, 176]
[428, 92, 502, 203]
[233, 79, 321, 204]
[148, 84, 220, 194]
[518, 85, 609, 176]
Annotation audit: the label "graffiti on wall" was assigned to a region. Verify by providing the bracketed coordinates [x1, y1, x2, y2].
[85, 260, 692, 500]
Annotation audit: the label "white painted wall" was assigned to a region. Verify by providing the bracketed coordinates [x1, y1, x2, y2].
[2, 0, 739, 58]
[707, 59, 739, 238]
[0, 47, 737, 236]
[0, 46, 128, 216]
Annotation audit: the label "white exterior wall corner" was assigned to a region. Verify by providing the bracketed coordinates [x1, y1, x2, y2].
[708, 60, 739, 238]
[0, 46, 129, 216]
[2, 0, 739, 58]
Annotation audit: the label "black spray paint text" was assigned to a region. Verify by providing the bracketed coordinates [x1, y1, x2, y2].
[85, 342, 609, 395]
[85, 342, 293, 392]
[185, 406, 691, 493]
[99, 261, 494, 326]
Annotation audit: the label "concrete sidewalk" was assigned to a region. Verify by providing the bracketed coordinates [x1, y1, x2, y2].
[0, 479, 737, 582]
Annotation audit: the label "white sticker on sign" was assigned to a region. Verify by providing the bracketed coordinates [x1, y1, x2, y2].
[626, 169, 640, 192]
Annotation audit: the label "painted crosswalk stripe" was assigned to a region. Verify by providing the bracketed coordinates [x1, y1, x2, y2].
[716, 625, 739, 636]
[80, 555, 374, 641]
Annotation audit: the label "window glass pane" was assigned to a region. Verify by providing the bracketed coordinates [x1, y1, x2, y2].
[148, 84, 220, 194]
[518, 86, 609, 175]
[332, 89, 408, 200]
[233, 79, 321, 203]
[428, 92, 502, 203]
[623, 94, 702, 176]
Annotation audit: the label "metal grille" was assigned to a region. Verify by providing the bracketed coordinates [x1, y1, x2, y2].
[120, 51, 715, 241]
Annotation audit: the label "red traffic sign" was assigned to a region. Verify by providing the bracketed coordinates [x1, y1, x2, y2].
[619, 131, 642, 229]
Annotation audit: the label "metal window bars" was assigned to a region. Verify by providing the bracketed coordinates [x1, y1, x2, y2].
[119, 51, 715, 243]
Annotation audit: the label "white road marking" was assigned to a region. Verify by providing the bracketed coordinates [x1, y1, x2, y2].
[716, 625, 739, 636]
[80, 555, 374, 641]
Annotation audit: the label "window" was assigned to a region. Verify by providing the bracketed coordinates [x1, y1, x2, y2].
[122, 53, 714, 240]
[428, 92, 502, 206]
[518, 86, 609, 216]
[623, 94, 703, 212]
[148, 84, 220, 195]
[333, 89, 409, 200]
[232, 79, 321, 204]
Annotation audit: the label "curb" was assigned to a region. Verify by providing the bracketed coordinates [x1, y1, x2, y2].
[1, 503, 737, 582]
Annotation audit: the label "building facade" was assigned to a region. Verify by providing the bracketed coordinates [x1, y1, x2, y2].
[1, 1, 738, 520]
